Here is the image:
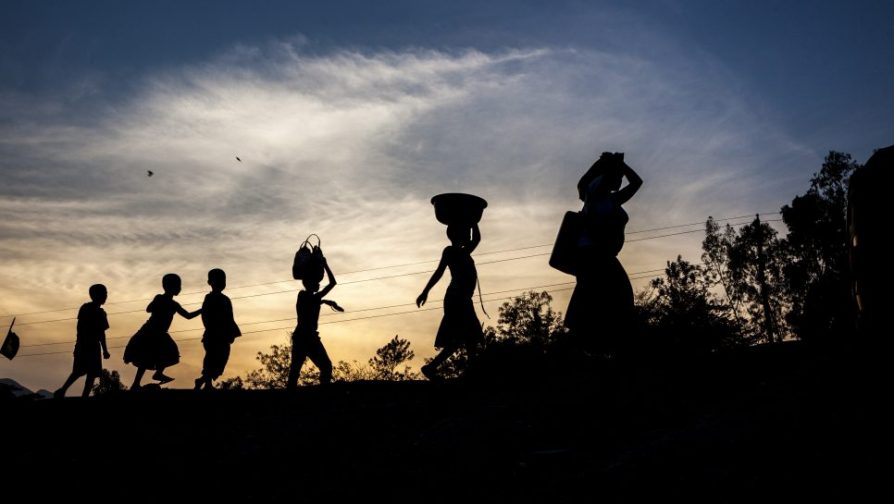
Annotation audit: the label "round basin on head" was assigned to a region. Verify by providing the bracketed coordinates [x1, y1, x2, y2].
[430, 193, 488, 226]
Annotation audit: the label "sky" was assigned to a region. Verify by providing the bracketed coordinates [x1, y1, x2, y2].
[1, 0, 892, 392]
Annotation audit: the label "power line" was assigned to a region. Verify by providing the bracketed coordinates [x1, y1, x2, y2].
[14, 283, 584, 358]
[10, 256, 555, 328]
[19, 265, 681, 353]
[0, 212, 780, 320]
[19, 266, 669, 351]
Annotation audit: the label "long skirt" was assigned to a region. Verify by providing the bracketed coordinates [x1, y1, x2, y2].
[435, 289, 483, 349]
[564, 255, 634, 352]
[123, 324, 180, 370]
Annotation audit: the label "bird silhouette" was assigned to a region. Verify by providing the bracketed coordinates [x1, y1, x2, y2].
[236, 156, 242, 162]
[147, 170, 154, 177]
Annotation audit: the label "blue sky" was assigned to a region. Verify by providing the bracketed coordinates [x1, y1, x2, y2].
[1, 0, 892, 391]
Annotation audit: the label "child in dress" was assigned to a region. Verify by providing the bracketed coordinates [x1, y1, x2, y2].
[124, 273, 200, 389]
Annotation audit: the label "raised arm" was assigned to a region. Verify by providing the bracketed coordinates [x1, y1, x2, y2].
[468, 224, 481, 253]
[612, 162, 643, 206]
[417, 248, 449, 307]
[578, 152, 613, 201]
[318, 258, 337, 298]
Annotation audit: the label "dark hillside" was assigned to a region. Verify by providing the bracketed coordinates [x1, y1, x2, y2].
[2, 341, 885, 502]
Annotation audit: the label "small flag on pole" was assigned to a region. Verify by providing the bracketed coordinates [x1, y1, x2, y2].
[1, 318, 20, 360]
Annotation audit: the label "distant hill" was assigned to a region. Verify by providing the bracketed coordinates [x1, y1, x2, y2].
[0, 341, 885, 502]
[1, 377, 34, 397]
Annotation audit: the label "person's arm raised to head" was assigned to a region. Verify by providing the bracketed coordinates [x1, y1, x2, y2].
[578, 153, 612, 201]
[417, 247, 449, 307]
[318, 258, 337, 298]
[468, 224, 481, 253]
[612, 162, 643, 206]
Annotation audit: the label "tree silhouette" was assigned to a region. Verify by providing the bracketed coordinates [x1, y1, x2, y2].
[702, 216, 788, 343]
[636, 256, 744, 353]
[489, 291, 567, 349]
[218, 376, 245, 390]
[237, 333, 418, 388]
[780, 151, 859, 342]
[427, 291, 568, 379]
[243, 338, 293, 389]
[370, 335, 419, 381]
[91, 369, 127, 396]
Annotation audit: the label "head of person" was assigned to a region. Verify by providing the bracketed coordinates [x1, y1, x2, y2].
[584, 156, 624, 198]
[578, 152, 620, 199]
[446, 224, 471, 247]
[88, 284, 108, 305]
[162, 273, 182, 296]
[600, 165, 624, 194]
[302, 278, 320, 293]
[208, 268, 226, 292]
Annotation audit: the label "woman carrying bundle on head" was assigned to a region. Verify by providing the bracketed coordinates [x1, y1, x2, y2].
[563, 152, 642, 356]
[417, 193, 487, 381]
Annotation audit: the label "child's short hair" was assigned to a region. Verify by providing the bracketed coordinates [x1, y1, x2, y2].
[208, 268, 226, 285]
[162, 273, 181, 292]
[88, 284, 107, 301]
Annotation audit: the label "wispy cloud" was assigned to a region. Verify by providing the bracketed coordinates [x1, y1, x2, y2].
[0, 41, 811, 390]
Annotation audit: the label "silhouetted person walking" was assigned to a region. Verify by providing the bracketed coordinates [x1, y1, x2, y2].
[565, 152, 642, 355]
[417, 223, 484, 380]
[287, 257, 342, 388]
[54, 284, 110, 398]
[124, 273, 200, 389]
[194, 269, 241, 390]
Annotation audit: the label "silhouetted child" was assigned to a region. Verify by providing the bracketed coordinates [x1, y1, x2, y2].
[417, 223, 484, 380]
[124, 273, 200, 389]
[54, 284, 110, 398]
[287, 257, 343, 388]
[194, 268, 241, 390]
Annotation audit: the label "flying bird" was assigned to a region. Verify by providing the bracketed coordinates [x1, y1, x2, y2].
[147, 170, 154, 177]
[236, 156, 242, 162]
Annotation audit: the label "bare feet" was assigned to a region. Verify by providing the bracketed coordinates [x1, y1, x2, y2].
[152, 372, 175, 384]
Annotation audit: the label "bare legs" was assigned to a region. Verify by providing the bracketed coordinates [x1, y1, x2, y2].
[54, 372, 97, 398]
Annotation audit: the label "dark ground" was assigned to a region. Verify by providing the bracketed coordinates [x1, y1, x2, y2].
[2, 341, 888, 502]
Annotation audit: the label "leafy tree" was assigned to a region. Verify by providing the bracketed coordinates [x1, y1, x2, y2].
[369, 335, 419, 381]
[780, 151, 859, 341]
[92, 369, 127, 395]
[238, 333, 416, 388]
[243, 338, 293, 389]
[702, 216, 788, 343]
[636, 256, 744, 352]
[335, 360, 376, 382]
[218, 376, 245, 390]
[423, 345, 472, 380]
[489, 291, 567, 348]
[430, 291, 568, 379]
